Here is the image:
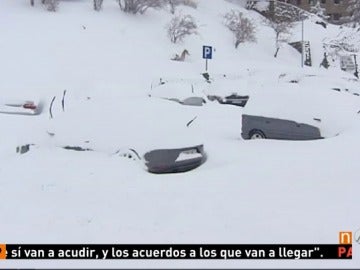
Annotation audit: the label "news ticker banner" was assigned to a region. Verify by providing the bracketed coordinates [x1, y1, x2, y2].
[0, 231, 356, 260]
[0, 244, 352, 260]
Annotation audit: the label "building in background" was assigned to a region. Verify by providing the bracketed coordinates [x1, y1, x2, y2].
[279, 0, 350, 23]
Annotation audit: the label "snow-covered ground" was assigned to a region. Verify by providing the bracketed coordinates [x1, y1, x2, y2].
[0, 0, 359, 268]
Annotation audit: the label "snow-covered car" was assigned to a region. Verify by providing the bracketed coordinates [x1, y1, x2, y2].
[241, 83, 360, 140]
[151, 76, 250, 107]
[201, 75, 251, 107]
[207, 94, 249, 107]
[150, 79, 207, 106]
[40, 92, 206, 173]
[144, 144, 206, 174]
[0, 99, 43, 115]
[241, 114, 322, 140]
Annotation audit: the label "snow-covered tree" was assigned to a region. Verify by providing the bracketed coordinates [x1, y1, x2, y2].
[265, 7, 294, 57]
[347, 0, 360, 26]
[310, 0, 329, 21]
[270, 19, 293, 57]
[167, 13, 197, 43]
[224, 10, 256, 48]
[264, 1, 304, 57]
[168, 0, 197, 14]
[117, 0, 166, 14]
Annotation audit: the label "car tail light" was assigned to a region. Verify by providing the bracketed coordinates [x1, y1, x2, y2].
[23, 103, 37, 110]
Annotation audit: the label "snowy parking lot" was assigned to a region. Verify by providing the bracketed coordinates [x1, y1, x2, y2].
[0, 0, 359, 268]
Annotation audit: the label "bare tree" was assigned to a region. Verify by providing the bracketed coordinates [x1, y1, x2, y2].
[93, 0, 103, 11]
[224, 10, 256, 48]
[265, 2, 297, 58]
[168, 0, 197, 14]
[268, 19, 293, 58]
[167, 13, 197, 43]
[30, 0, 34, 6]
[117, 0, 166, 14]
[43, 0, 59, 12]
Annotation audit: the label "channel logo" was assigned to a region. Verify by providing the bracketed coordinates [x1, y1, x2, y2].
[339, 232, 352, 244]
[338, 232, 352, 258]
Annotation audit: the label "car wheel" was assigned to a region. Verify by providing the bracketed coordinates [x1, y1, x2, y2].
[249, 129, 266, 140]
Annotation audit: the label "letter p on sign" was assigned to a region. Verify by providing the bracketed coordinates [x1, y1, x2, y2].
[203, 46, 212, 59]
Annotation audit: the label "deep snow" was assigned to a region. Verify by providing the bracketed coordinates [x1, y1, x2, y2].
[0, 0, 359, 268]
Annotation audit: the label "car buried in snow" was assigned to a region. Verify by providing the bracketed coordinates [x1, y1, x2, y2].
[150, 79, 208, 106]
[38, 91, 207, 174]
[241, 84, 360, 140]
[143, 144, 206, 174]
[207, 94, 249, 107]
[241, 114, 322, 140]
[0, 100, 44, 116]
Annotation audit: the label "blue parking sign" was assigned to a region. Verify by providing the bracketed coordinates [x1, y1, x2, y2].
[203, 46, 212, 59]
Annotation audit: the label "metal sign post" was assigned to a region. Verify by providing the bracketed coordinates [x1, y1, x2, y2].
[353, 54, 359, 78]
[301, 19, 304, 68]
[202, 45, 212, 72]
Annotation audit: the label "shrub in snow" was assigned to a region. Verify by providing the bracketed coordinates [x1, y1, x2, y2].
[43, 0, 59, 12]
[224, 10, 256, 48]
[168, 0, 197, 14]
[93, 0, 104, 11]
[167, 14, 197, 43]
[117, 0, 166, 14]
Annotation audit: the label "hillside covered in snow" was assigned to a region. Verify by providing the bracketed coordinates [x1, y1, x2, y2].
[0, 0, 359, 268]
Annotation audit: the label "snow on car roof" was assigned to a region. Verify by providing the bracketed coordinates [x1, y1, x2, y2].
[47, 96, 204, 154]
[204, 77, 250, 97]
[243, 82, 360, 137]
[150, 79, 207, 101]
